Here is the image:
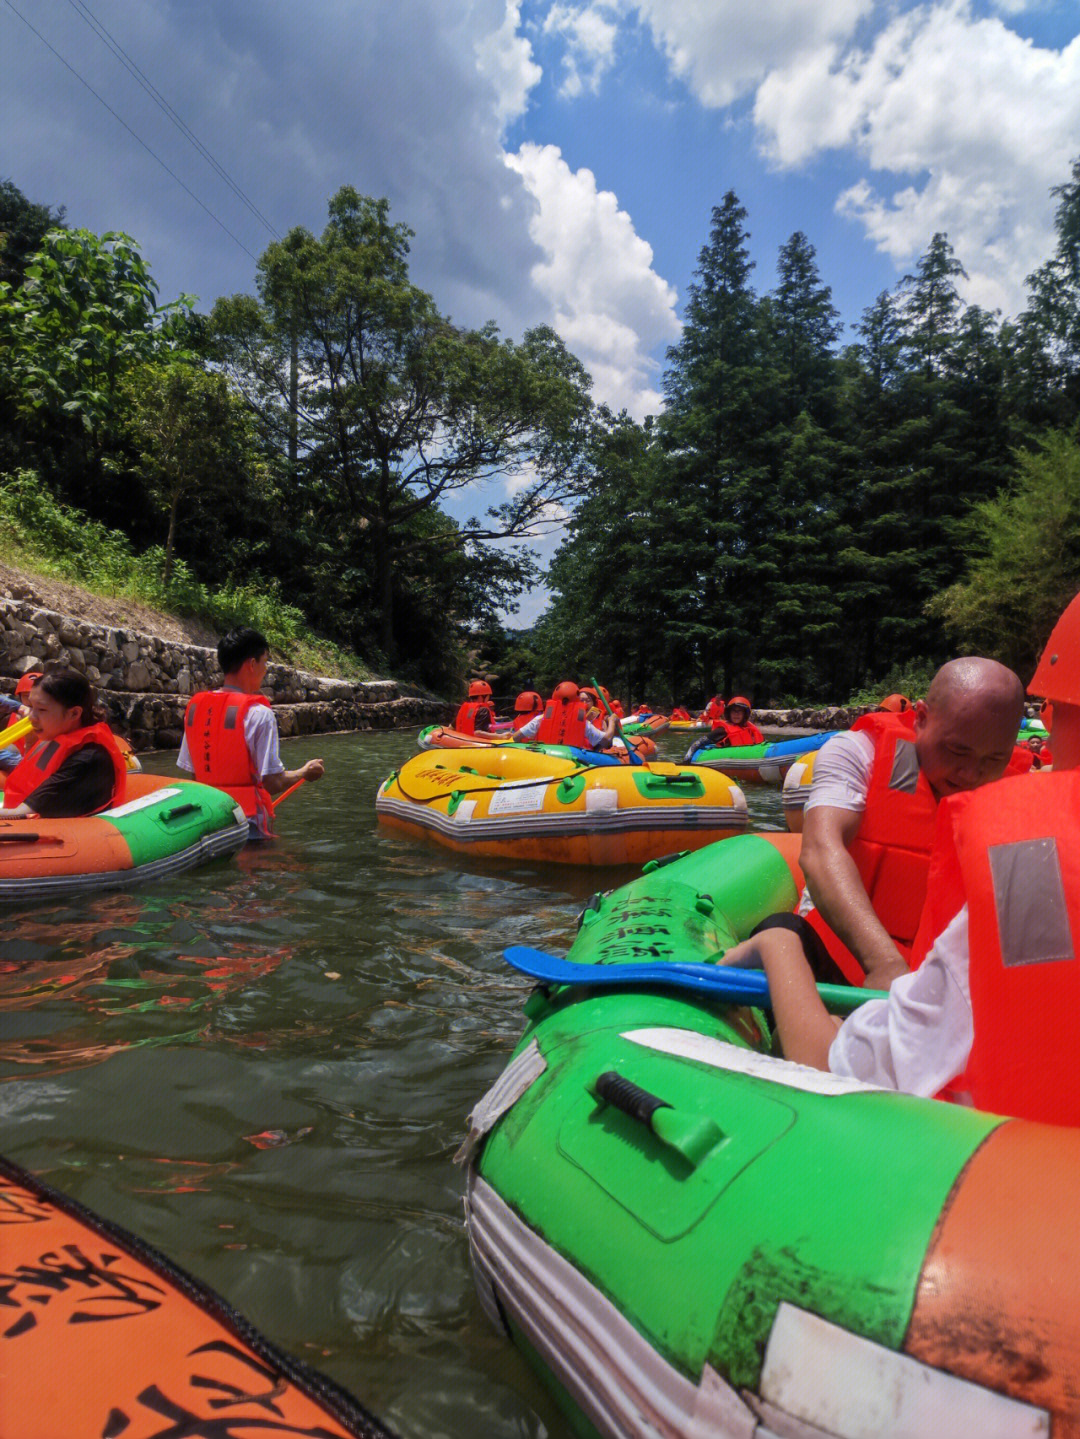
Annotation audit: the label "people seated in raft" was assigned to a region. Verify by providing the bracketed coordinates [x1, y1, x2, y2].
[710, 697, 764, 747]
[0, 671, 42, 775]
[178, 628, 324, 840]
[670, 706, 692, 722]
[511, 691, 544, 731]
[1027, 734, 1053, 769]
[786, 657, 1025, 991]
[516, 681, 618, 750]
[702, 695, 726, 726]
[455, 681, 495, 736]
[0, 669, 127, 819]
[722, 601, 1080, 1123]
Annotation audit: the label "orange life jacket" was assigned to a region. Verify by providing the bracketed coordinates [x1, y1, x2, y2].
[3, 722, 127, 812]
[3, 711, 30, 757]
[931, 772, 1080, 1124]
[512, 709, 541, 731]
[455, 700, 493, 735]
[611, 700, 624, 718]
[536, 699, 588, 747]
[704, 699, 725, 724]
[717, 721, 764, 746]
[807, 711, 938, 984]
[184, 690, 274, 836]
[670, 707, 691, 721]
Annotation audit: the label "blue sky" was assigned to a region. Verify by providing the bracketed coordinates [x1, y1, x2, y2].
[3, 0, 1079, 622]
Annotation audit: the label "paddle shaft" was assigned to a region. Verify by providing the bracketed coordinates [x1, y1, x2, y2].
[504, 945, 885, 1016]
[591, 674, 643, 765]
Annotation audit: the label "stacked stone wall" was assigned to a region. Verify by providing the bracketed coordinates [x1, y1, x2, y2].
[0, 592, 451, 751]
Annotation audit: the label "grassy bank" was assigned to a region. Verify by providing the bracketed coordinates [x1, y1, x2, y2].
[0, 470, 373, 679]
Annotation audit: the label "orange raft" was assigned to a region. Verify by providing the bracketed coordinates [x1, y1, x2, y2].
[0, 773, 248, 902]
[0, 1153, 394, 1439]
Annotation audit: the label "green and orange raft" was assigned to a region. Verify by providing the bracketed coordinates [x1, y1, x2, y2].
[464, 832, 1080, 1438]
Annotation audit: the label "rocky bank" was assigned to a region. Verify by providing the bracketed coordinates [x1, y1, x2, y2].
[0, 582, 451, 751]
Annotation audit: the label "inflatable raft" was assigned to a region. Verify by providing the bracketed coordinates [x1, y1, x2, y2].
[687, 730, 838, 783]
[0, 773, 248, 902]
[0, 1153, 392, 1439]
[463, 833, 1080, 1438]
[377, 748, 748, 866]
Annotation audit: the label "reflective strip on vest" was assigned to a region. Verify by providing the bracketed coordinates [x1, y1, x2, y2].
[988, 837, 1075, 967]
[889, 740, 920, 795]
[224, 705, 240, 730]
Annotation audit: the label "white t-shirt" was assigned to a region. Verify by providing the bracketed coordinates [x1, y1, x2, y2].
[829, 906, 972, 1095]
[177, 689, 284, 780]
[797, 729, 875, 916]
[517, 713, 607, 748]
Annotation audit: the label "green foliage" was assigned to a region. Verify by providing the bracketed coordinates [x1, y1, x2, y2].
[930, 430, 1080, 680]
[211, 187, 592, 663]
[846, 659, 939, 709]
[0, 469, 368, 674]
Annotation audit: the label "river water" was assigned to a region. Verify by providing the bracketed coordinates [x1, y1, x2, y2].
[0, 728, 786, 1439]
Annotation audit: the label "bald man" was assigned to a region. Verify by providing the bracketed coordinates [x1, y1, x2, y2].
[797, 658, 1025, 989]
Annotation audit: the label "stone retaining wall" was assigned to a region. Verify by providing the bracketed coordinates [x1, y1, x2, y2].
[0, 592, 451, 751]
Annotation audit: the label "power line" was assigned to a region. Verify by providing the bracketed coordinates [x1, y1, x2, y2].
[3, 0, 260, 263]
[65, 0, 281, 240]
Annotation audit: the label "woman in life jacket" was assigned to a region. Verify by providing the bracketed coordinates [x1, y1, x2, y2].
[0, 669, 126, 819]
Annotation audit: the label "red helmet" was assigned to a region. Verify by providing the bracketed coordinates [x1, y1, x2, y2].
[579, 687, 599, 707]
[514, 690, 543, 714]
[468, 680, 492, 698]
[877, 693, 911, 714]
[1030, 592, 1080, 705]
[14, 671, 43, 697]
[553, 680, 579, 703]
[728, 696, 751, 712]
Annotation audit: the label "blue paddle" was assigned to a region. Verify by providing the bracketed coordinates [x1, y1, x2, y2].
[503, 945, 883, 1016]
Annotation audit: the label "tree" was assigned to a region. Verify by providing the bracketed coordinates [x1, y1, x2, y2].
[122, 361, 263, 586]
[1022, 157, 1080, 424]
[211, 187, 593, 661]
[930, 430, 1080, 679]
[0, 226, 192, 509]
[0, 178, 65, 290]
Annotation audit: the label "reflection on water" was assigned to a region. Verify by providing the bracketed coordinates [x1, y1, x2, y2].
[0, 728, 786, 1438]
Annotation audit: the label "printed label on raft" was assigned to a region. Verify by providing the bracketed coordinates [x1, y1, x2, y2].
[487, 784, 546, 815]
[104, 788, 184, 817]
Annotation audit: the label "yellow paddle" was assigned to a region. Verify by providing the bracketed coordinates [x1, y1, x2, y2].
[3, 715, 34, 749]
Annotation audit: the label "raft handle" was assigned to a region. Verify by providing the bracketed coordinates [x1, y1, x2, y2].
[161, 803, 201, 822]
[592, 1070, 723, 1169]
[0, 831, 41, 843]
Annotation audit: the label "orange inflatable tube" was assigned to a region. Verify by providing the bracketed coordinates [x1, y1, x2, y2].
[0, 1154, 392, 1439]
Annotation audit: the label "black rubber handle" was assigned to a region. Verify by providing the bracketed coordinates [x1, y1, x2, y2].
[161, 803, 200, 821]
[0, 832, 39, 843]
[595, 1071, 670, 1128]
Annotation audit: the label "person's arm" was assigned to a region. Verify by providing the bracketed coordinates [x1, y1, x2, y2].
[262, 759, 324, 794]
[595, 713, 618, 749]
[799, 804, 908, 987]
[0, 802, 32, 818]
[726, 928, 841, 1069]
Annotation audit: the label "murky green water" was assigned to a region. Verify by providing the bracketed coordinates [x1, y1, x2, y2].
[0, 729, 785, 1439]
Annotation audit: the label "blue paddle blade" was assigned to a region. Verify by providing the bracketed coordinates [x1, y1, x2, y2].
[503, 946, 880, 1015]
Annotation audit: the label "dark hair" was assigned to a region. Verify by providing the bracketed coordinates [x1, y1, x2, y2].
[33, 667, 101, 727]
[218, 628, 269, 674]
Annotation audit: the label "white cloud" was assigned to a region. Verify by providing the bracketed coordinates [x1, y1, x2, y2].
[542, 3, 620, 98]
[505, 142, 681, 418]
[625, 0, 873, 107]
[752, 2, 1080, 312]
[475, 1, 542, 129]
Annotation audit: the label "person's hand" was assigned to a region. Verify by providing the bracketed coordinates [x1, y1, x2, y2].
[302, 758, 325, 781]
[717, 937, 762, 969]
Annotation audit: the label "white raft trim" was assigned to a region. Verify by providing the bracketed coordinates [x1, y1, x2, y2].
[466, 1171, 758, 1439]
[454, 1041, 546, 1166]
[621, 1028, 886, 1097]
[759, 1303, 1048, 1439]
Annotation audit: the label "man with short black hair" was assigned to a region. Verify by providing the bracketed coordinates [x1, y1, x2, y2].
[178, 628, 324, 838]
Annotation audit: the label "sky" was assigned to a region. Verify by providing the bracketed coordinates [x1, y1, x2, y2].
[3, 0, 1080, 624]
